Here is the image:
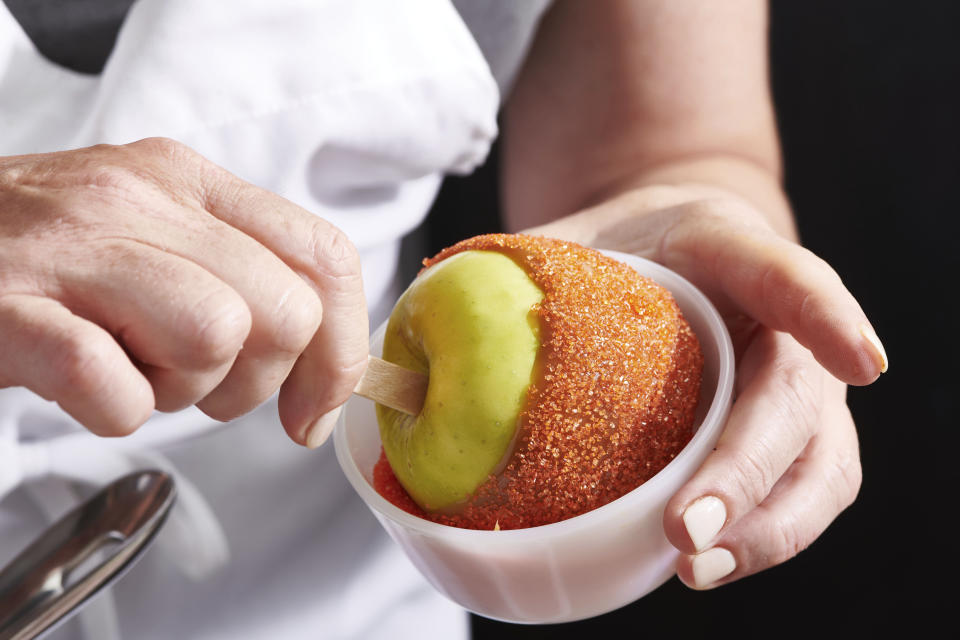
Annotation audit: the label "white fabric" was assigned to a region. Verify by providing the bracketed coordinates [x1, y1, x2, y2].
[0, 0, 500, 311]
[0, 1, 506, 638]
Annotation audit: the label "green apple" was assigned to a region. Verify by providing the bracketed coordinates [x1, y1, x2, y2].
[376, 250, 544, 512]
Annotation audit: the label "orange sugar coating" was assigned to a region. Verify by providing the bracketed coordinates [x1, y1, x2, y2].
[380, 234, 703, 530]
[373, 450, 424, 518]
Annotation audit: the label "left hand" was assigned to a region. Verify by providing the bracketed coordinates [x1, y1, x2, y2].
[525, 186, 886, 589]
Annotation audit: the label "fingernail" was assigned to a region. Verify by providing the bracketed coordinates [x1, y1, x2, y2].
[859, 324, 888, 373]
[305, 406, 343, 449]
[691, 547, 736, 589]
[683, 496, 727, 552]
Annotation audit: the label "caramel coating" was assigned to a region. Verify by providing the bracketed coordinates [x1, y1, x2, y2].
[376, 234, 703, 530]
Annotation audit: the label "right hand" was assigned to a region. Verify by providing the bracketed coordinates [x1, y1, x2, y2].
[0, 138, 369, 447]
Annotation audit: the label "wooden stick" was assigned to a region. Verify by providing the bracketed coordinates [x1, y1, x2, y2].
[353, 355, 428, 416]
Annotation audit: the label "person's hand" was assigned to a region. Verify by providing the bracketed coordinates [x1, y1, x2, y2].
[0, 138, 368, 447]
[524, 186, 887, 589]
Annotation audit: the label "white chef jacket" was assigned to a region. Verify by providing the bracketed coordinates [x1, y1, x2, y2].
[0, 1, 550, 638]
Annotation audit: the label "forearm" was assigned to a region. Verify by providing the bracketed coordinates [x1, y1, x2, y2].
[607, 154, 796, 240]
[513, 154, 797, 246]
[502, 0, 794, 240]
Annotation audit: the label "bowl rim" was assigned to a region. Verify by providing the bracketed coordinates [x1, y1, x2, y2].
[333, 249, 735, 542]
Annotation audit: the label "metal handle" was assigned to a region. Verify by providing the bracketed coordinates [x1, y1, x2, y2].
[0, 471, 176, 640]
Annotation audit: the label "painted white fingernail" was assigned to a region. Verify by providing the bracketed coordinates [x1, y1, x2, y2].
[683, 496, 727, 552]
[305, 406, 343, 449]
[691, 547, 736, 589]
[859, 324, 888, 373]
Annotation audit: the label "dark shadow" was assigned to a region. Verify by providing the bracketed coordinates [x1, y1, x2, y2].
[2, 0, 135, 74]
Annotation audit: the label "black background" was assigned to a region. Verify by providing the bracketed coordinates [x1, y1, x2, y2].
[412, 2, 956, 637]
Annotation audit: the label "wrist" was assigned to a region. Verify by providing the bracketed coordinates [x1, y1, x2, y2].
[517, 154, 797, 245]
[600, 154, 795, 240]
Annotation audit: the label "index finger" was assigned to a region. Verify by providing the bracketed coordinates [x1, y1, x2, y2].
[164, 139, 370, 442]
[658, 203, 888, 385]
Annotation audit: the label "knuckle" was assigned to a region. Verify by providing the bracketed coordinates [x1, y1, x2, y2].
[681, 197, 735, 221]
[186, 293, 252, 367]
[768, 516, 811, 566]
[340, 355, 369, 386]
[0, 158, 28, 189]
[769, 355, 822, 443]
[759, 258, 807, 320]
[124, 138, 207, 195]
[51, 330, 115, 399]
[268, 282, 323, 356]
[86, 163, 141, 193]
[307, 221, 362, 283]
[660, 198, 758, 264]
[830, 447, 863, 511]
[320, 358, 369, 410]
[128, 136, 193, 161]
[679, 198, 758, 231]
[727, 444, 778, 507]
[761, 246, 843, 328]
[664, 201, 725, 246]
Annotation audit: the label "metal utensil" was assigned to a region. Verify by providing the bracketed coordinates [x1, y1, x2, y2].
[0, 470, 176, 640]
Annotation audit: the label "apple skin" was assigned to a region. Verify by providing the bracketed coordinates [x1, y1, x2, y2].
[376, 250, 544, 512]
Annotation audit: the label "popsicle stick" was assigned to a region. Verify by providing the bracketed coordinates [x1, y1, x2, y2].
[353, 355, 428, 416]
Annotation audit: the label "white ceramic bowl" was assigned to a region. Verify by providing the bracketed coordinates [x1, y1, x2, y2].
[334, 250, 734, 623]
